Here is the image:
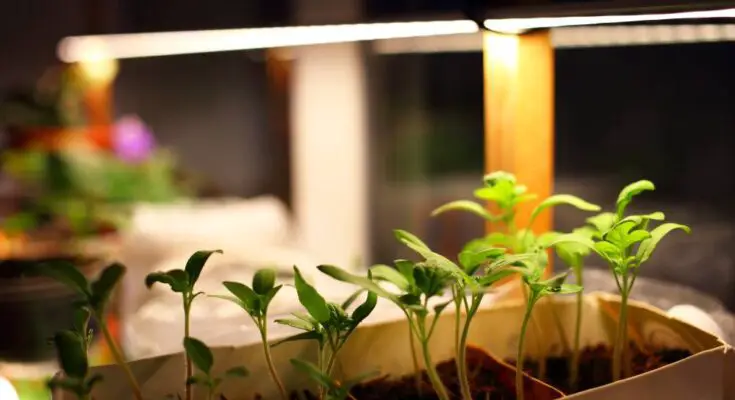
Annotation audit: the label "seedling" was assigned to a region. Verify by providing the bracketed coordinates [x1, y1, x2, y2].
[319, 230, 466, 400]
[554, 213, 614, 390]
[183, 336, 248, 400]
[432, 171, 601, 255]
[211, 268, 287, 399]
[590, 181, 690, 381]
[36, 261, 143, 400]
[274, 266, 377, 400]
[145, 249, 222, 400]
[513, 246, 582, 400]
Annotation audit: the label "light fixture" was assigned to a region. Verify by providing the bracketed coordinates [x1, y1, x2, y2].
[481, 2, 735, 34]
[58, 20, 479, 62]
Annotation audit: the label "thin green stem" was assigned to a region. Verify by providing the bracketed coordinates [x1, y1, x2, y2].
[317, 342, 326, 400]
[418, 319, 451, 400]
[96, 312, 143, 400]
[184, 296, 193, 400]
[612, 287, 630, 381]
[406, 316, 422, 396]
[453, 292, 464, 394]
[458, 295, 482, 400]
[516, 295, 537, 400]
[259, 320, 288, 400]
[570, 264, 584, 392]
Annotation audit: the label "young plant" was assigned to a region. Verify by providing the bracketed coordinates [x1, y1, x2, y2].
[554, 212, 615, 391]
[591, 181, 690, 381]
[319, 230, 464, 400]
[183, 336, 248, 400]
[211, 268, 287, 399]
[274, 266, 377, 400]
[432, 171, 601, 255]
[513, 247, 582, 400]
[36, 261, 143, 400]
[145, 249, 222, 400]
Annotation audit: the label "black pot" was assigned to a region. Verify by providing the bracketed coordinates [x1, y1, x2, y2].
[0, 257, 101, 362]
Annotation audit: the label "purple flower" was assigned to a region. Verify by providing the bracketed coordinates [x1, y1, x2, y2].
[112, 115, 156, 163]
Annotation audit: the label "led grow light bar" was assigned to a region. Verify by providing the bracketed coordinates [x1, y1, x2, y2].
[483, 6, 735, 34]
[58, 20, 479, 62]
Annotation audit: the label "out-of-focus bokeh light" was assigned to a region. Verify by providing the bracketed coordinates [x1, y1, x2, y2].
[0, 376, 20, 400]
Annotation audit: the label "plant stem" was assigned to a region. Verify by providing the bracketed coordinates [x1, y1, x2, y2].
[184, 297, 193, 400]
[457, 295, 481, 400]
[570, 265, 583, 392]
[96, 313, 143, 400]
[259, 320, 288, 400]
[516, 295, 537, 400]
[407, 322, 422, 396]
[419, 325, 451, 400]
[453, 290, 471, 399]
[612, 290, 630, 382]
[522, 285, 546, 380]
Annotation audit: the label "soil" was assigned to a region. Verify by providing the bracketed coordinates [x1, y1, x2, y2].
[509, 343, 692, 394]
[285, 346, 561, 400]
[270, 344, 690, 400]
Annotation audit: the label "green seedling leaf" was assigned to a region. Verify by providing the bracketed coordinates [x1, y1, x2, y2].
[594, 241, 622, 261]
[616, 180, 655, 218]
[222, 281, 260, 313]
[252, 268, 276, 295]
[90, 262, 125, 313]
[543, 232, 596, 251]
[341, 289, 366, 310]
[431, 200, 498, 221]
[274, 317, 315, 331]
[529, 194, 601, 227]
[263, 285, 283, 310]
[145, 270, 189, 292]
[35, 261, 90, 297]
[370, 265, 410, 291]
[413, 266, 451, 298]
[224, 366, 249, 378]
[72, 307, 91, 334]
[637, 223, 691, 264]
[393, 229, 430, 250]
[183, 337, 214, 374]
[433, 299, 452, 315]
[586, 212, 616, 235]
[351, 291, 377, 325]
[293, 266, 331, 323]
[394, 259, 416, 286]
[458, 244, 505, 273]
[483, 170, 516, 186]
[548, 283, 583, 295]
[317, 265, 396, 300]
[53, 330, 88, 379]
[271, 330, 323, 348]
[184, 249, 222, 287]
[290, 359, 334, 389]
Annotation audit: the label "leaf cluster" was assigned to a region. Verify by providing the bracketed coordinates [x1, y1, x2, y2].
[183, 337, 248, 395]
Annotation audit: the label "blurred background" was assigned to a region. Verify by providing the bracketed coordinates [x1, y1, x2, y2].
[0, 0, 734, 398]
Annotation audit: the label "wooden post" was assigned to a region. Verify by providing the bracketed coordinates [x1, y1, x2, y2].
[483, 30, 555, 276]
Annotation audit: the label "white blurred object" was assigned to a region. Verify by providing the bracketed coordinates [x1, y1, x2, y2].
[0, 377, 19, 400]
[668, 304, 725, 339]
[127, 195, 293, 252]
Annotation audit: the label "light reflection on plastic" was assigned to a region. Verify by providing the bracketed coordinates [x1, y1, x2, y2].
[485, 7, 735, 34]
[0, 376, 20, 400]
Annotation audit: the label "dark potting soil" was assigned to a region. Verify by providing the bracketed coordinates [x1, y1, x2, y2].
[285, 347, 559, 400]
[509, 343, 692, 394]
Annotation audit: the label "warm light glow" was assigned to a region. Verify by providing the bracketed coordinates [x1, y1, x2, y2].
[485, 32, 519, 69]
[58, 20, 479, 62]
[74, 37, 119, 84]
[0, 377, 20, 400]
[485, 7, 735, 34]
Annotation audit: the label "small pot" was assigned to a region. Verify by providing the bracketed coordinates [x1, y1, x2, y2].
[0, 256, 102, 362]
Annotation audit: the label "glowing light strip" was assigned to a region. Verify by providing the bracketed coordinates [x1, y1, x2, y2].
[58, 20, 479, 62]
[484, 7, 735, 34]
[552, 24, 735, 48]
